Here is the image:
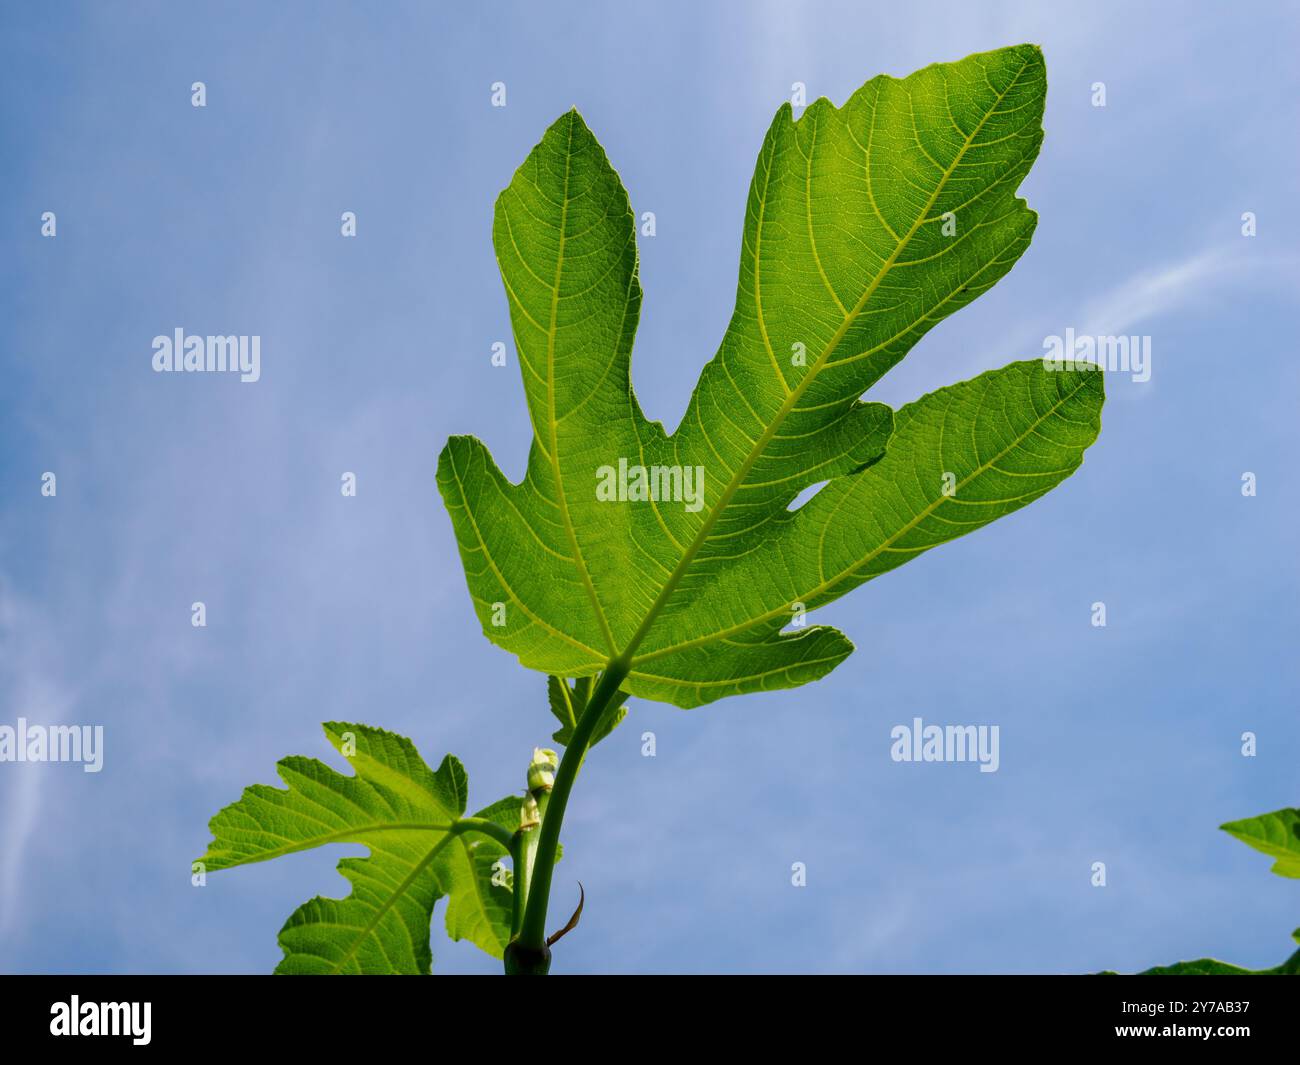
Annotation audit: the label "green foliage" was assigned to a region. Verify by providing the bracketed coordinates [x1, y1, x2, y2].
[201, 44, 1116, 975]
[437, 42, 1103, 708]
[1221, 808, 1300, 878]
[1114, 811, 1300, 976]
[1136, 931, 1300, 976]
[547, 675, 628, 748]
[198, 723, 518, 973]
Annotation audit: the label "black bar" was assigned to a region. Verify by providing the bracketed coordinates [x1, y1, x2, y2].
[0, 974, 1292, 1051]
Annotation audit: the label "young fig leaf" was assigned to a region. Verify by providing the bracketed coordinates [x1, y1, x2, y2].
[547, 674, 628, 747]
[1221, 808, 1300, 879]
[197, 722, 521, 972]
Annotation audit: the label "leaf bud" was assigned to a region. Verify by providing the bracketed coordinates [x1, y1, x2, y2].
[527, 747, 559, 793]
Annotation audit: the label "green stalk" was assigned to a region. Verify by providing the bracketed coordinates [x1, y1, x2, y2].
[509, 789, 550, 940]
[509, 659, 630, 970]
[509, 830, 527, 940]
[451, 817, 517, 851]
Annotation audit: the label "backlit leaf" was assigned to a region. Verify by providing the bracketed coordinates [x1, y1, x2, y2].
[438, 44, 1104, 707]
[198, 722, 518, 973]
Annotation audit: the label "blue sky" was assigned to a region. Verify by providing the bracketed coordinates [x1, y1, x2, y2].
[1, 0, 1297, 974]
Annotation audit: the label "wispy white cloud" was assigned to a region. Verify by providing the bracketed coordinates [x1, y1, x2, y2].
[0, 585, 76, 939]
[926, 240, 1300, 403]
[1079, 246, 1300, 338]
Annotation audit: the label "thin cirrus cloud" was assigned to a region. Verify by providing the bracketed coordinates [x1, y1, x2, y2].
[1078, 245, 1299, 339]
[943, 239, 1298, 401]
[0, 589, 74, 940]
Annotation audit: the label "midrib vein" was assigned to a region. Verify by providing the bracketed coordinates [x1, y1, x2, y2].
[222, 821, 458, 864]
[547, 116, 618, 655]
[323, 831, 456, 974]
[618, 60, 1030, 665]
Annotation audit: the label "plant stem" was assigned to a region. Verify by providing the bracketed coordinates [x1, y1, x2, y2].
[509, 830, 526, 939]
[509, 789, 550, 939]
[514, 658, 630, 958]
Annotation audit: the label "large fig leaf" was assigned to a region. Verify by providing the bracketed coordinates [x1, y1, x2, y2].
[437, 43, 1104, 707]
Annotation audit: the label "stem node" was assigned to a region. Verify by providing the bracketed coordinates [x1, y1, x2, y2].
[503, 940, 552, 976]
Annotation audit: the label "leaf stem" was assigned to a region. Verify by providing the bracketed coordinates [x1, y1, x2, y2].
[557, 678, 579, 731]
[451, 816, 516, 851]
[515, 658, 630, 955]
